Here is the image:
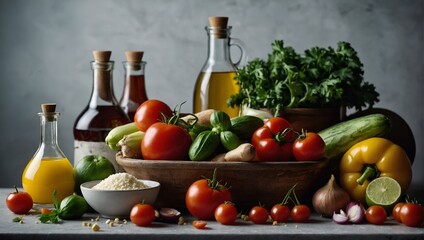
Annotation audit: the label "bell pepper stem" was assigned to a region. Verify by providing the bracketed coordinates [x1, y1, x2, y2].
[356, 165, 377, 185]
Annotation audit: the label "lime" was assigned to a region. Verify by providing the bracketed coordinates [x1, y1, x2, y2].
[365, 177, 401, 210]
[74, 155, 116, 195]
[59, 194, 89, 220]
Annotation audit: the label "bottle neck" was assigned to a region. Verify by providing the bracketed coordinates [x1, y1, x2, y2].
[89, 61, 119, 108]
[38, 112, 63, 157]
[207, 27, 232, 61]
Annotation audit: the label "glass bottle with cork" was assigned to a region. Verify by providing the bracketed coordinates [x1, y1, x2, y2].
[193, 16, 247, 118]
[73, 51, 130, 171]
[119, 51, 148, 120]
[22, 103, 74, 204]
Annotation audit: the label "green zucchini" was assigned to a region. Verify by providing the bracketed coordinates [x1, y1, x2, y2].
[105, 122, 139, 151]
[220, 131, 242, 151]
[189, 131, 220, 161]
[210, 111, 231, 132]
[230, 115, 264, 140]
[318, 113, 391, 160]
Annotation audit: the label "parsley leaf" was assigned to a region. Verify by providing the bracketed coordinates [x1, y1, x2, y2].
[228, 40, 379, 113]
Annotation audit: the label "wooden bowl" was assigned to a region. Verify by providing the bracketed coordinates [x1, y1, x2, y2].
[116, 153, 329, 210]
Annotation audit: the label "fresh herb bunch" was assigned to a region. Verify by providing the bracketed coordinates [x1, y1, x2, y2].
[228, 40, 379, 114]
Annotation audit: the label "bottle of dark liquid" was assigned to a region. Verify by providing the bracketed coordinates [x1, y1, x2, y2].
[119, 51, 148, 120]
[73, 51, 130, 171]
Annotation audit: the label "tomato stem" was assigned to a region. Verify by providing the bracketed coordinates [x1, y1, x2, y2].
[13, 185, 19, 194]
[274, 128, 294, 144]
[205, 168, 229, 191]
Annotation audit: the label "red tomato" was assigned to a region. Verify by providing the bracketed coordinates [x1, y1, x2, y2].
[186, 172, 232, 220]
[134, 99, 173, 132]
[249, 206, 269, 224]
[192, 220, 208, 229]
[399, 203, 424, 227]
[392, 202, 404, 223]
[252, 117, 294, 161]
[366, 205, 387, 225]
[270, 204, 291, 223]
[215, 202, 238, 225]
[292, 132, 325, 161]
[141, 122, 192, 160]
[290, 204, 310, 223]
[130, 203, 156, 227]
[6, 187, 33, 214]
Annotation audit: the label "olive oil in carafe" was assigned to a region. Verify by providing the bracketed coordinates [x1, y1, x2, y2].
[194, 71, 239, 118]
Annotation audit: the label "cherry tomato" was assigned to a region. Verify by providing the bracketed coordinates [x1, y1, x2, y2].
[392, 202, 404, 223]
[270, 204, 291, 223]
[399, 203, 424, 227]
[130, 203, 156, 227]
[249, 206, 269, 224]
[141, 122, 192, 160]
[134, 99, 173, 132]
[292, 131, 325, 161]
[290, 204, 310, 223]
[186, 171, 232, 220]
[40, 208, 52, 215]
[366, 205, 387, 225]
[192, 220, 208, 229]
[215, 202, 238, 225]
[252, 117, 294, 162]
[6, 187, 33, 214]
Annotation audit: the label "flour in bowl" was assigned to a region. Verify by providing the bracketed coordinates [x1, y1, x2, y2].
[92, 173, 148, 190]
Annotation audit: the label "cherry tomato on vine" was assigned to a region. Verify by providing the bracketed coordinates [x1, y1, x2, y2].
[291, 204, 310, 223]
[399, 203, 424, 227]
[249, 205, 269, 224]
[392, 202, 404, 223]
[130, 203, 156, 227]
[192, 220, 208, 229]
[186, 170, 232, 220]
[252, 117, 295, 162]
[270, 204, 291, 223]
[215, 202, 238, 225]
[292, 131, 325, 161]
[366, 205, 387, 225]
[141, 122, 192, 160]
[6, 187, 33, 214]
[134, 99, 173, 132]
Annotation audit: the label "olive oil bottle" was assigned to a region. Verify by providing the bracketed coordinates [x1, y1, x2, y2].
[193, 17, 247, 118]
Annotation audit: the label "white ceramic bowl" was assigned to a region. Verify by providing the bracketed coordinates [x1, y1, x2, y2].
[80, 179, 160, 218]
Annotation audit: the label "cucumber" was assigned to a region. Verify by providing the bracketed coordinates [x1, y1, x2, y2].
[318, 113, 391, 160]
[189, 131, 220, 161]
[230, 115, 264, 140]
[220, 131, 242, 151]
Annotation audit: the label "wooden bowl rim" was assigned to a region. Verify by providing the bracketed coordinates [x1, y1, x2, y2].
[116, 152, 330, 170]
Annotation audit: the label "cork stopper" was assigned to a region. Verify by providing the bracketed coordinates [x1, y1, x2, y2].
[208, 17, 229, 38]
[41, 103, 56, 121]
[125, 51, 144, 62]
[208, 17, 228, 28]
[93, 50, 112, 62]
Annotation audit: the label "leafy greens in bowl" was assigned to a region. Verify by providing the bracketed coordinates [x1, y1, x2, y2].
[227, 40, 379, 115]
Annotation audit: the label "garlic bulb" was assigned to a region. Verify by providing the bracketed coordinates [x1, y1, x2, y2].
[312, 174, 351, 217]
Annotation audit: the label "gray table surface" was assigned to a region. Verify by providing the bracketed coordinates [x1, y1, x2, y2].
[0, 188, 423, 240]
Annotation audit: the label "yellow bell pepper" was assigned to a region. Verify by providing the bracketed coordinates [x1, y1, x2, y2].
[339, 137, 412, 204]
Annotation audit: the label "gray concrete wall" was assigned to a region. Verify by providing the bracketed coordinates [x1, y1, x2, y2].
[0, 0, 423, 188]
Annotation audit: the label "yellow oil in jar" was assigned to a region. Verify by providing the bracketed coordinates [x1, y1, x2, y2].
[193, 71, 240, 118]
[22, 157, 75, 204]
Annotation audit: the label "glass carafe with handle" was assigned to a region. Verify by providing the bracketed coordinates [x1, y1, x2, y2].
[193, 16, 247, 118]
